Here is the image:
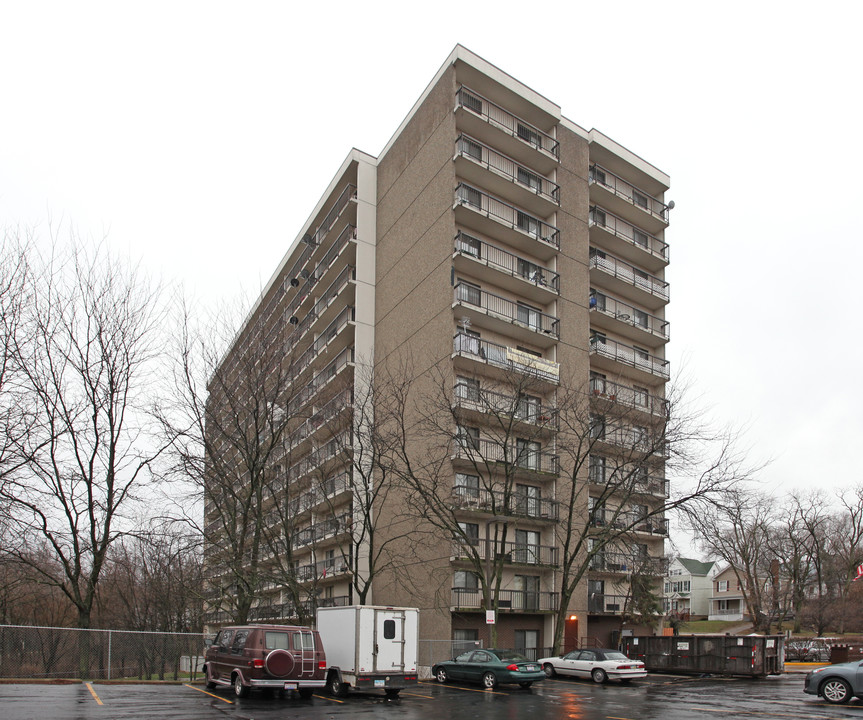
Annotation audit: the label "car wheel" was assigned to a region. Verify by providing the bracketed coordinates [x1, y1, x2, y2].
[822, 678, 852, 704]
[435, 667, 449, 683]
[519, 681, 533, 689]
[543, 663, 556, 678]
[327, 673, 349, 698]
[233, 674, 250, 698]
[482, 671, 498, 689]
[591, 668, 607, 684]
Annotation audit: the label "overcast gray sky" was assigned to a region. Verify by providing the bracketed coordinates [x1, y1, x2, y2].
[2, 1, 861, 551]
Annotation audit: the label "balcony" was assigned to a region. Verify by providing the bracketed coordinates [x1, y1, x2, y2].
[455, 86, 559, 173]
[589, 206, 668, 272]
[589, 250, 668, 310]
[590, 509, 669, 537]
[451, 485, 560, 521]
[288, 430, 352, 482]
[589, 377, 669, 419]
[454, 282, 559, 347]
[286, 264, 356, 357]
[285, 470, 352, 517]
[451, 587, 559, 613]
[451, 538, 559, 565]
[285, 224, 357, 318]
[590, 292, 669, 346]
[589, 164, 669, 234]
[455, 134, 559, 215]
[286, 389, 353, 453]
[291, 512, 351, 550]
[288, 345, 355, 416]
[589, 467, 670, 499]
[453, 332, 559, 385]
[590, 422, 668, 458]
[452, 436, 560, 476]
[454, 384, 558, 432]
[455, 231, 559, 302]
[589, 335, 669, 382]
[455, 184, 559, 260]
[589, 551, 666, 575]
[588, 593, 628, 614]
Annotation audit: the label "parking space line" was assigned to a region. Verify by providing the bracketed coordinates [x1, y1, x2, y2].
[400, 690, 434, 699]
[184, 684, 233, 704]
[314, 694, 344, 703]
[85, 682, 103, 705]
[418, 681, 506, 695]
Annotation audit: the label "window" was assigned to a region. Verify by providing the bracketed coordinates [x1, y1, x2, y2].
[516, 438, 540, 470]
[516, 345, 542, 358]
[516, 122, 541, 148]
[461, 185, 482, 208]
[458, 522, 480, 545]
[455, 570, 479, 589]
[517, 210, 540, 237]
[455, 472, 480, 499]
[292, 632, 315, 651]
[589, 289, 606, 312]
[633, 386, 649, 407]
[631, 504, 648, 524]
[590, 167, 607, 186]
[515, 484, 541, 517]
[457, 425, 480, 450]
[632, 189, 649, 210]
[514, 630, 539, 659]
[634, 346, 650, 366]
[632, 425, 648, 447]
[453, 629, 478, 655]
[517, 258, 542, 284]
[456, 233, 482, 258]
[517, 167, 542, 192]
[517, 302, 542, 331]
[717, 580, 729, 592]
[590, 371, 607, 395]
[456, 281, 481, 306]
[265, 632, 290, 650]
[462, 91, 482, 114]
[633, 267, 650, 289]
[633, 308, 649, 329]
[590, 331, 607, 347]
[589, 414, 606, 440]
[515, 529, 540, 564]
[632, 227, 649, 248]
[231, 630, 249, 654]
[516, 393, 540, 422]
[455, 376, 480, 402]
[588, 496, 605, 525]
[588, 579, 605, 612]
[456, 328, 480, 355]
[591, 207, 607, 227]
[462, 136, 482, 161]
[514, 574, 540, 610]
[589, 455, 606, 484]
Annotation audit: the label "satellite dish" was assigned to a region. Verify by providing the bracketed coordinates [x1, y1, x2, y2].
[289, 316, 299, 325]
[667, 200, 675, 210]
[290, 278, 300, 287]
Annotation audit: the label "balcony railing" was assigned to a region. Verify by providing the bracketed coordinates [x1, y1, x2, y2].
[589, 250, 669, 303]
[291, 512, 351, 550]
[453, 332, 560, 383]
[285, 470, 351, 517]
[289, 430, 351, 481]
[451, 538, 559, 565]
[589, 164, 669, 223]
[590, 206, 668, 264]
[287, 224, 356, 317]
[288, 346, 355, 415]
[451, 587, 559, 612]
[456, 184, 560, 249]
[453, 436, 560, 475]
[589, 335, 670, 380]
[455, 282, 559, 339]
[454, 383, 559, 430]
[588, 593, 628, 614]
[456, 135, 560, 203]
[452, 485, 559, 521]
[287, 264, 355, 347]
[589, 467, 670, 499]
[287, 390, 353, 450]
[589, 377, 669, 418]
[590, 292, 669, 341]
[590, 510, 669, 536]
[455, 232, 560, 294]
[456, 86, 560, 159]
[589, 551, 666, 575]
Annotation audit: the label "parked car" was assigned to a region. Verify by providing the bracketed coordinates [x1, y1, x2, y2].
[203, 624, 327, 698]
[804, 660, 863, 704]
[432, 648, 545, 689]
[539, 648, 647, 683]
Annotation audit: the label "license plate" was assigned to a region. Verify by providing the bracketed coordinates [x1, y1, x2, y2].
[284, 682, 297, 690]
[374, 679, 385, 687]
[526, 665, 538, 671]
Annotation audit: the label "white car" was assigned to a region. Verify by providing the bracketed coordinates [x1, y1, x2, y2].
[539, 648, 647, 683]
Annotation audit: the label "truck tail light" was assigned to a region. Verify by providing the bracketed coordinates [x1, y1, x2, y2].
[252, 659, 265, 668]
[318, 661, 327, 670]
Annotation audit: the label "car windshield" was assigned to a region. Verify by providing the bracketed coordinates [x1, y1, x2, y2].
[603, 652, 629, 661]
[495, 651, 530, 662]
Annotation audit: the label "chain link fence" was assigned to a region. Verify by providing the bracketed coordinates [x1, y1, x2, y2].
[0, 625, 205, 680]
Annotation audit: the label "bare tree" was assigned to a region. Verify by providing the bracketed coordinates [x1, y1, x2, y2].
[0, 238, 165, 676]
[825, 486, 863, 633]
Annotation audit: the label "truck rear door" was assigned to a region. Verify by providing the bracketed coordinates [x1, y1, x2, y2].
[374, 609, 405, 673]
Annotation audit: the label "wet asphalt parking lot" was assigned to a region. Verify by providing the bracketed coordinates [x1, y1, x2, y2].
[3, 671, 863, 720]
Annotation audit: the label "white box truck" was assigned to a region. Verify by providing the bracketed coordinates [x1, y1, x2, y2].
[316, 605, 419, 697]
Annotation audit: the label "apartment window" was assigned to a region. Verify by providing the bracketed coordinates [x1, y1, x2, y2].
[632, 190, 649, 210]
[514, 574, 540, 610]
[455, 376, 480, 402]
[632, 425, 648, 447]
[461, 185, 482, 209]
[589, 414, 606, 440]
[589, 455, 606, 484]
[455, 472, 480, 499]
[590, 167, 607, 186]
[633, 308, 649, 329]
[517, 302, 542, 331]
[516, 438, 540, 470]
[632, 227, 649, 248]
[515, 484, 541, 517]
[631, 504, 648, 524]
[456, 328, 481, 355]
[588, 579, 605, 612]
[453, 629, 479, 655]
[517, 258, 543, 284]
[591, 207, 607, 227]
[590, 371, 607, 395]
[462, 91, 482, 115]
[462, 136, 482, 161]
[517, 393, 541, 422]
[517, 210, 540, 237]
[516, 122, 541, 148]
[633, 386, 649, 407]
[514, 630, 539, 659]
[590, 331, 607, 347]
[454, 570, 479, 590]
[457, 280, 481, 306]
[589, 289, 606, 312]
[633, 267, 650, 289]
[517, 167, 542, 192]
[515, 529, 540, 564]
[456, 233, 482, 258]
[457, 425, 480, 450]
[634, 346, 650, 366]
[458, 522, 480, 546]
[588, 496, 605, 525]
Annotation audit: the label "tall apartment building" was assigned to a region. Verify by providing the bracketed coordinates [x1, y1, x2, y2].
[202, 45, 672, 655]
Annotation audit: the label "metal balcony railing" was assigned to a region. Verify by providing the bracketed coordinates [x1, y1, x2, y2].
[456, 86, 560, 159]
[589, 164, 669, 223]
[451, 538, 559, 565]
[288, 346, 355, 416]
[287, 389, 353, 450]
[451, 587, 559, 612]
[453, 436, 560, 475]
[590, 206, 668, 263]
[286, 265, 355, 352]
[589, 250, 669, 303]
[589, 377, 669, 418]
[455, 232, 560, 294]
[590, 510, 669, 537]
[590, 422, 667, 456]
[589, 467, 670, 499]
[454, 383, 559, 430]
[455, 282, 559, 339]
[291, 512, 351, 550]
[453, 332, 560, 383]
[451, 485, 560, 521]
[589, 335, 670, 380]
[287, 224, 356, 317]
[456, 135, 560, 203]
[590, 292, 669, 341]
[456, 184, 560, 249]
[588, 593, 628, 614]
[588, 551, 666, 575]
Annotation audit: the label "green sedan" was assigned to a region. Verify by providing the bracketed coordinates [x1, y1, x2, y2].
[432, 648, 546, 689]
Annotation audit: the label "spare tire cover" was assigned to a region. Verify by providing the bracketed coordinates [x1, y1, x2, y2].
[265, 649, 295, 677]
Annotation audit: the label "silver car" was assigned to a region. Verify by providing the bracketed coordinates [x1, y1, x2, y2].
[804, 660, 863, 704]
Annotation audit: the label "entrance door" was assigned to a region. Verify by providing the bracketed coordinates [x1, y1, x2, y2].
[563, 615, 579, 653]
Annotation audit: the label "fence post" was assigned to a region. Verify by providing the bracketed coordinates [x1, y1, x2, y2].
[107, 630, 112, 680]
